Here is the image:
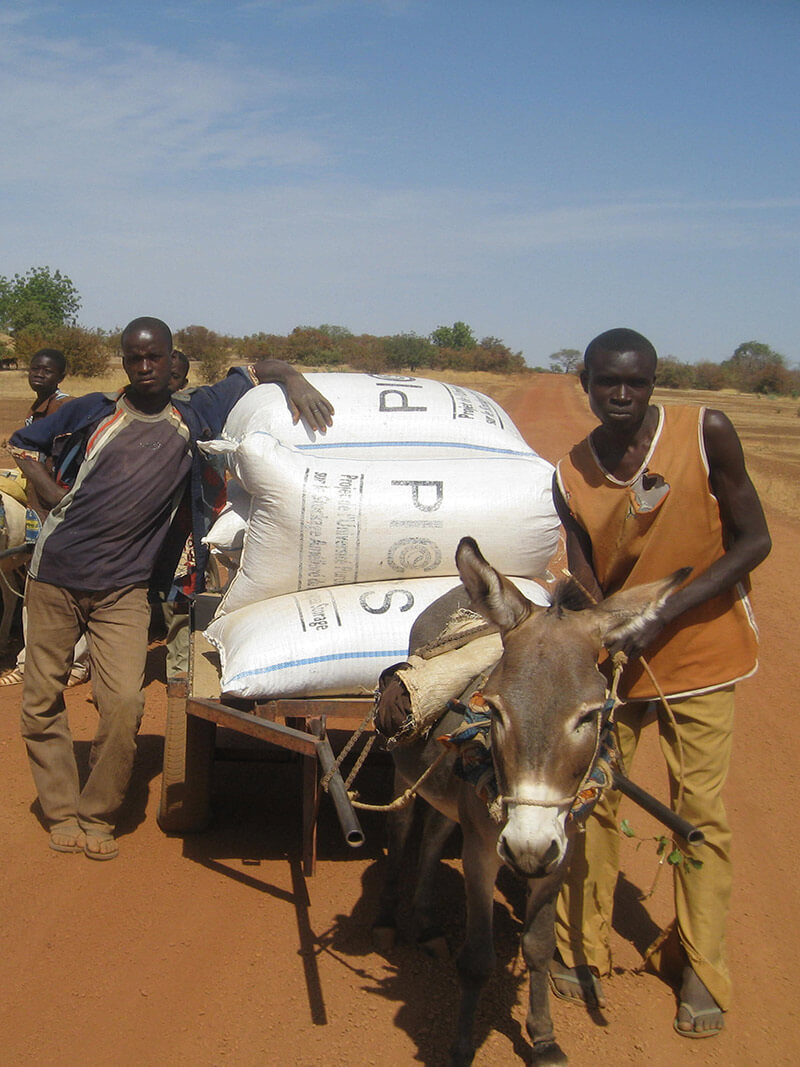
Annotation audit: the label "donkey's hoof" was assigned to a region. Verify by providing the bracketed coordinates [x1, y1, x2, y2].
[371, 923, 397, 955]
[531, 1038, 568, 1065]
[417, 930, 449, 960]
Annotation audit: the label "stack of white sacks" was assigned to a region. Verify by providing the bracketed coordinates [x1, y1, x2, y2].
[201, 373, 559, 700]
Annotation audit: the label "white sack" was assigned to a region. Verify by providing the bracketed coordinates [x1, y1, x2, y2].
[202, 480, 250, 554]
[216, 437, 559, 615]
[205, 575, 551, 699]
[216, 372, 532, 459]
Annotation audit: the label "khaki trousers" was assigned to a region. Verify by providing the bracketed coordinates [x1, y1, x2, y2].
[21, 579, 150, 835]
[555, 687, 734, 1011]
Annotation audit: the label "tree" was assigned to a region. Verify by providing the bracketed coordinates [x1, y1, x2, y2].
[174, 324, 230, 383]
[430, 321, 477, 349]
[548, 348, 582, 374]
[383, 332, 435, 370]
[0, 267, 81, 335]
[316, 324, 353, 341]
[722, 340, 789, 394]
[655, 356, 694, 390]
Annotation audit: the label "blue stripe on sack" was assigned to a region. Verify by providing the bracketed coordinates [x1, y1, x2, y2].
[292, 440, 532, 456]
[227, 648, 407, 685]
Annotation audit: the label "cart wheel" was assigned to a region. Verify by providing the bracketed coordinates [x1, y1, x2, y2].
[158, 676, 216, 832]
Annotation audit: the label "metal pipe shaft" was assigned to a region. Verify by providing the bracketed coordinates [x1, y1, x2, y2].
[316, 735, 365, 848]
[612, 771, 705, 846]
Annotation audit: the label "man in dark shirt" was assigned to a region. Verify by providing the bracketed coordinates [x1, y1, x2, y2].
[10, 316, 333, 859]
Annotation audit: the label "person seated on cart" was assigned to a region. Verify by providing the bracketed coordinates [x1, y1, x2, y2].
[9, 317, 334, 861]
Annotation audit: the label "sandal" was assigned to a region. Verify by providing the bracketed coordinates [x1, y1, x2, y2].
[49, 824, 86, 853]
[548, 953, 607, 1009]
[83, 832, 119, 861]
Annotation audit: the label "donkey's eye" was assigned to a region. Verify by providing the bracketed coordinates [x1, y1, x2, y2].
[575, 707, 600, 732]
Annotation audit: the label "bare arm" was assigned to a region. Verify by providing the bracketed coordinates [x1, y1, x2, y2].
[552, 472, 603, 603]
[610, 409, 771, 658]
[250, 359, 334, 434]
[14, 455, 67, 513]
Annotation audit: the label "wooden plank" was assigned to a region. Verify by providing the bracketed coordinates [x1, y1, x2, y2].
[254, 697, 374, 719]
[186, 698, 320, 757]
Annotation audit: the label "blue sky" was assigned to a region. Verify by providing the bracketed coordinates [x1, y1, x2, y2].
[2, 0, 798, 365]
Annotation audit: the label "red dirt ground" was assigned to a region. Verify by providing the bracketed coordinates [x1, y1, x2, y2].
[0, 374, 795, 1066]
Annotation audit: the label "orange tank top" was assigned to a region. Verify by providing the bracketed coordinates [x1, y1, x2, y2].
[556, 405, 758, 700]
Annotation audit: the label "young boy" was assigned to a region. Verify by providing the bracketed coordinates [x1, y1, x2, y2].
[551, 328, 771, 1038]
[26, 348, 70, 425]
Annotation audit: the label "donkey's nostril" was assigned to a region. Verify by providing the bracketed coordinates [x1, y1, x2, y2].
[499, 835, 516, 867]
[542, 838, 561, 869]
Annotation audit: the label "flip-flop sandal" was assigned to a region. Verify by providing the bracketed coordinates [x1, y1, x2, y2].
[673, 1003, 724, 1039]
[83, 833, 119, 861]
[49, 826, 86, 853]
[548, 959, 606, 1008]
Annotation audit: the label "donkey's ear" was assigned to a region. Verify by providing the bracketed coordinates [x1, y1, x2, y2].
[590, 567, 691, 648]
[455, 536, 533, 632]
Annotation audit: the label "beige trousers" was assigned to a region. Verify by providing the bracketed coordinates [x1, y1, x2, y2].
[21, 578, 150, 835]
[555, 686, 735, 1011]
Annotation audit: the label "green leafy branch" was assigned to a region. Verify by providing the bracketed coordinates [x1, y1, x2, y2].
[620, 818, 703, 899]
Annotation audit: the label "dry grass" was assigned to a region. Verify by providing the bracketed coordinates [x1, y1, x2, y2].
[652, 386, 800, 523]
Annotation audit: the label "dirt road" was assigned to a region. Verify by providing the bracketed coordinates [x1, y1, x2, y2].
[0, 374, 795, 1065]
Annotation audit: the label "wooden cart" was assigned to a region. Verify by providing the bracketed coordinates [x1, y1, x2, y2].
[157, 592, 374, 875]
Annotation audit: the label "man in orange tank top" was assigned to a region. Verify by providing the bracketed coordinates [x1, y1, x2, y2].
[550, 328, 771, 1038]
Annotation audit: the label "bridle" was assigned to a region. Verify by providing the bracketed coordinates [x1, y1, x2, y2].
[486, 655, 626, 824]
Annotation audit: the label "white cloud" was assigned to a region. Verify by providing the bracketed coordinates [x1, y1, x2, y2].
[0, 16, 330, 189]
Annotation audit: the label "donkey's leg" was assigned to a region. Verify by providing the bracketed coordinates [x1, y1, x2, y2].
[413, 804, 457, 956]
[451, 819, 502, 1066]
[373, 773, 417, 953]
[522, 880, 568, 1065]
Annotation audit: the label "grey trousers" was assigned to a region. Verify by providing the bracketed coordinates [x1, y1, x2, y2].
[21, 578, 150, 834]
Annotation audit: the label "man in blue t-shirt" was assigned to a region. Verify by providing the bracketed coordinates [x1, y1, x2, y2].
[10, 316, 334, 859]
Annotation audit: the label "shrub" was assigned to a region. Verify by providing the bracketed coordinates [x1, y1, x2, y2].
[14, 324, 111, 377]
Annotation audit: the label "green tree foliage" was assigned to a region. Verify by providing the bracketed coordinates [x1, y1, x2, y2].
[0, 267, 81, 335]
[382, 332, 435, 370]
[430, 321, 477, 349]
[317, 324, 353, 342]
[548, 348, 582, 374]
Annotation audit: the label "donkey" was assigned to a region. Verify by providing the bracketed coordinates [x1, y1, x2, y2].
[375, 536, 689, 1065]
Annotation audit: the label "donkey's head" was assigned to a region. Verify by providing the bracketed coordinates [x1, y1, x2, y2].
[456, 536, 689, 880]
